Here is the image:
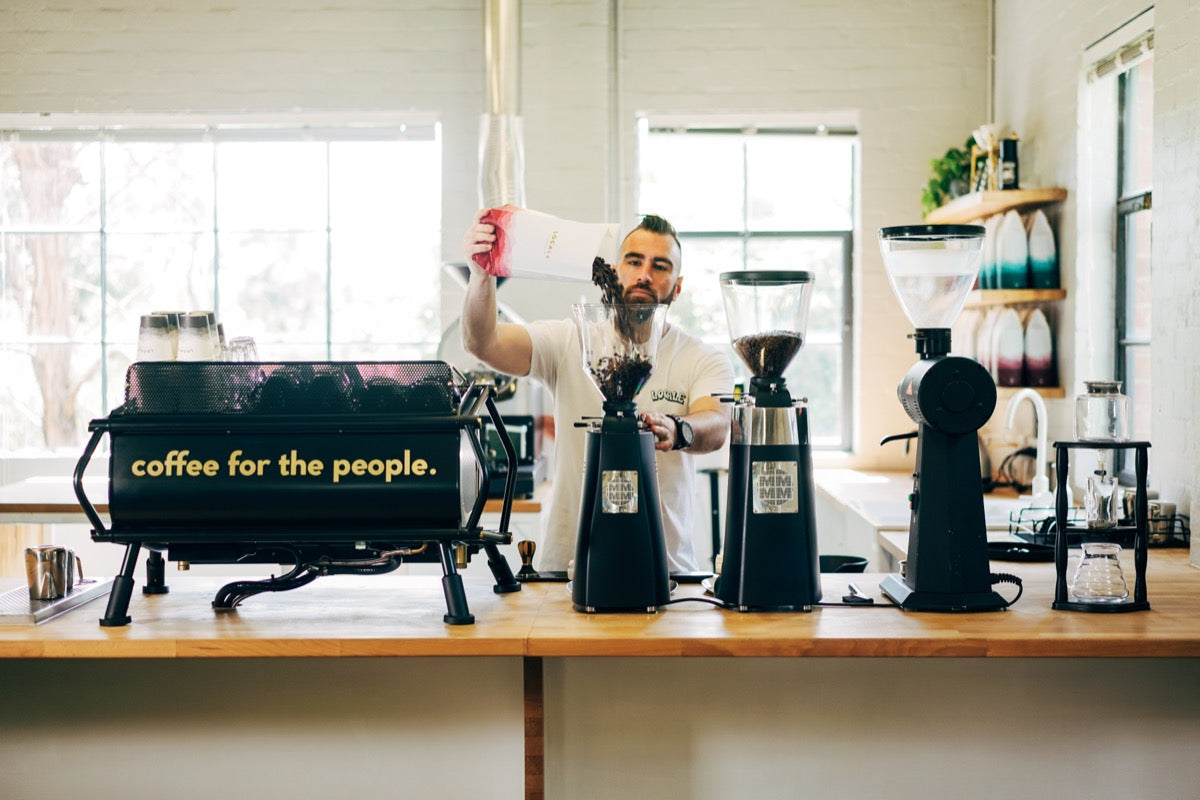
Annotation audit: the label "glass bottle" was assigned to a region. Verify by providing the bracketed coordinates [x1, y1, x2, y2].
[1083, 470, 1119, 529]
[1074, 380, 1130, 441]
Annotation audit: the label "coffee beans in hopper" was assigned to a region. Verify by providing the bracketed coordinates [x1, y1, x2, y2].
[733, 331, 803, 377]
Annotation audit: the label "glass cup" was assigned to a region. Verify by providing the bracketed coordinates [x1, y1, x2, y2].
[224, 336, 259, 362]
[151, 311, 183, 358]
[1070, 542, 1129, 603]
[177, 312, 216, 361]
[136, 314, 176, 361]
[1084, 470, 1119, 529]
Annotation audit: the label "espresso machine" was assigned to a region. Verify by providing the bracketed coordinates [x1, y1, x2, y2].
[877, 225, 1007, 612]
[715, 271, 821, 611]
[571, 302, 671, 613]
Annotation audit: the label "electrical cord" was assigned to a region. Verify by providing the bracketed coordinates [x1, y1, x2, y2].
[661, 596, 730, 608]
[990, 572, 1024, 607]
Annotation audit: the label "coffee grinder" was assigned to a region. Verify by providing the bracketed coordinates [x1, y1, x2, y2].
[877, 225, 1007, 611]
[571, 302, 671, 613]
[715, 271, 821, 611]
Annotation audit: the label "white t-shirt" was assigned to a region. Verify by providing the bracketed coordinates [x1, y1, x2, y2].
[526, 318, 734, 572]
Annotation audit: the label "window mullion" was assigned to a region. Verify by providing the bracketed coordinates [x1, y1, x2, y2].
[98, 138, 109, 412]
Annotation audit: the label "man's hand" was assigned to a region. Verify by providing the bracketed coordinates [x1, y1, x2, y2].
[641, 412, 678, 452]
[463, 208, 497, 263]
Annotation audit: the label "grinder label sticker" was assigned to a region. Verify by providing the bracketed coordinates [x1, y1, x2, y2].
[601, 470, 639, 514]
[751, 461, 798, 514]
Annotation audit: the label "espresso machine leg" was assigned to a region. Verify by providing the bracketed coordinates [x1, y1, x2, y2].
[438, 542, 475, 625]
[143, 548, 170, 595]
[100, 542, 141, 627]
[484, 543, 521, 594]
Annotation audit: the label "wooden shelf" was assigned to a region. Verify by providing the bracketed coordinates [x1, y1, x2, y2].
[964, 288, 1067, 309]
[925, 187, 1068, 224]
[995, 385, 1066, 399]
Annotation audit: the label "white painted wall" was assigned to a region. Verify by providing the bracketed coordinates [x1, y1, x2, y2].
[0, 0, 993, 471]
[993, 0, 1200, 562]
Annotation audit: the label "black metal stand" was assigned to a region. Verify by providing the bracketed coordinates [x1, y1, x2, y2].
[439, 542, 475, 625]
[484, 542, 521, 594]
[142, 549, 170, 595]
[99, 543, 140, 627]
[1052, 441, 1151, 612]
[213, 562, 323, 610]
[699, 467, 726, 572]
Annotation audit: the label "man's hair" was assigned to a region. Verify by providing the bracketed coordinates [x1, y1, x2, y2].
[634, 214, 680, 248]
[626, 214, 682, 270]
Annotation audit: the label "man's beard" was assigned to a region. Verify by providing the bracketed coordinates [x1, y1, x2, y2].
[622, 285, 672, 305]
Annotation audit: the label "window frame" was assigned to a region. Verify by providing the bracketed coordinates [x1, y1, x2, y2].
[1113, 63, 1153, 482]
[635, 123, 857, 451]
[1, 116, 442, 464]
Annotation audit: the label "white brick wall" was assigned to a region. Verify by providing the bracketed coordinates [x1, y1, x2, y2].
[0, 0, 995, 468]
[43, 1, 1200, 488]
[995, 0, 1199, 562]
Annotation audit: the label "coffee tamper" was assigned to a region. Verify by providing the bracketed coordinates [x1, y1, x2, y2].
[516, 540, 540, 579]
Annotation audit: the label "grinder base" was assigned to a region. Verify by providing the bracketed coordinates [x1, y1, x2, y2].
[881, 573, 1007, 612]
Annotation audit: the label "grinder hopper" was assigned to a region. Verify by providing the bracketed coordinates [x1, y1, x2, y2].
[571, 302, 671, 613]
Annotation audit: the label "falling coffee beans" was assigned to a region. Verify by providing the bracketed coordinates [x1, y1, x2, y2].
[733, 331, 803, 377]
[588, 257, 653, 402]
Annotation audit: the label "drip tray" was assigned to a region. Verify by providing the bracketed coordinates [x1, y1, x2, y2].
[0, 579, 114, 626]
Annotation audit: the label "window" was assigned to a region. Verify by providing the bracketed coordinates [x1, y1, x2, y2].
[1, 121, 442, 458]
[636, 123, 856, 449]
[1115, 58, 1153, 453]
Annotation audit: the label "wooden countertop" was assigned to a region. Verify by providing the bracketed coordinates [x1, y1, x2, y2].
[0, 476, 547, 520]
[2, 551, 1198, 659]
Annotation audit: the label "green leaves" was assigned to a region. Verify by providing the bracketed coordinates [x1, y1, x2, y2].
[920, 137, 975, 217]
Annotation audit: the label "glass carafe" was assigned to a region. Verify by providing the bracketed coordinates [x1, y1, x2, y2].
[1071, 542, 1129, 603]
[1074, 381, 1130, 441]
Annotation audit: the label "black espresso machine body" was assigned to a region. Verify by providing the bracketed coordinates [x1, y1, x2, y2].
[716, 382, 821, 611]
[571, 409, 671, 613]
[74, 361, 521, 627]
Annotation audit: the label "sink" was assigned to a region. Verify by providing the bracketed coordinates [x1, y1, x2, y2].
[850, 495, 1024, 530]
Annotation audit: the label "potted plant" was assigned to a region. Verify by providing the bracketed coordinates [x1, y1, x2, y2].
[920, 137, 974, 217]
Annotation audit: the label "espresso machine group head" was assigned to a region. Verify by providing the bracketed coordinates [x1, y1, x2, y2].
[877, 225, 1007, 612]
[571, 302, 671, 613]
[715, 271, 821, 611]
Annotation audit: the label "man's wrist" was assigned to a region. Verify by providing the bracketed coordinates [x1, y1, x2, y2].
[667, 414, 694, 451]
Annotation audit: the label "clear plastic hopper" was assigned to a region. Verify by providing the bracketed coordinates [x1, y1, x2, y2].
[572, 303, 667, 406]
[878, 225, 984, 330]
[719, 271, 814, 378]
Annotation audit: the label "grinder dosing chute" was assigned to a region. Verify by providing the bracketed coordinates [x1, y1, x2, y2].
[571, 302, 671, 613]
[878, 225, 1007, 612]
[715, 271, 821, 611]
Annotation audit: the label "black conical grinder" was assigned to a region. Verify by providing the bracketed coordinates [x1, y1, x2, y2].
[877, 225, 1006, 612]
[571, 302, 671, 613]
[715, 271, 821, 611]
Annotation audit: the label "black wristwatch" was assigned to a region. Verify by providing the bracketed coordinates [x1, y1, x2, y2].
[667, 414, 694, 451]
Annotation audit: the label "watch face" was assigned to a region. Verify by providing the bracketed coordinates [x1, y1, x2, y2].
[673, 416, 693, 449]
